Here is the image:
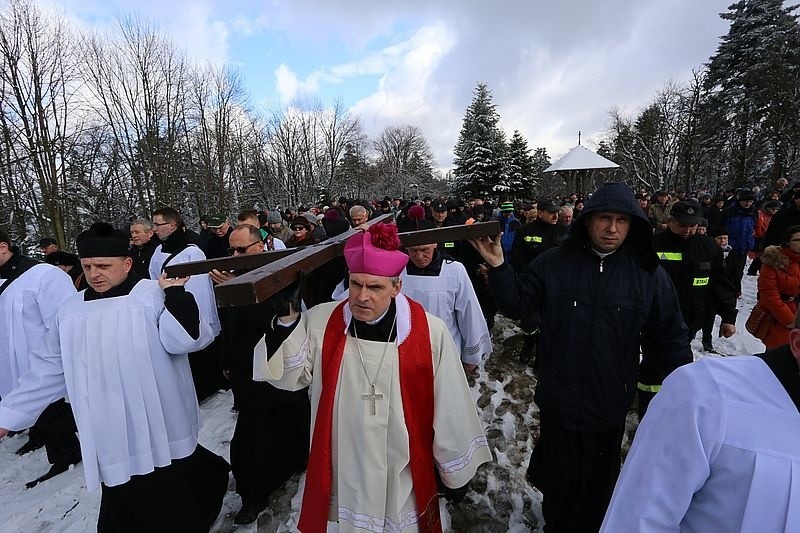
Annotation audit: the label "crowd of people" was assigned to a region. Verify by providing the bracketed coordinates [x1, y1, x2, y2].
[0, 179, 797, 532]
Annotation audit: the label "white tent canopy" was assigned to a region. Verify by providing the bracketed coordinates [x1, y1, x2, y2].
[545, 145, 619, 173]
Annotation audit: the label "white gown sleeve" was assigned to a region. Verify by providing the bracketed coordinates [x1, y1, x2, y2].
[601, 361, 725, 531]
[452, 263, 492, 365]
[37, 267, 77, 327]
[158, 303, 216, 355]
[0, 325, 67, 430]
[430, 316, 492, 488]
[252, 315, 314, 391]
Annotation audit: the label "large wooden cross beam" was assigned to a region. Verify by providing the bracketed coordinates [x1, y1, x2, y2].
[165, 219, 500, 307]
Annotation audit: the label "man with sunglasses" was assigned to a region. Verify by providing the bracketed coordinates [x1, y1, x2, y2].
[212, 224, 311, 524]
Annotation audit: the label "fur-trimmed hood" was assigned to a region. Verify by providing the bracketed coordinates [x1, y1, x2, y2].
[761, 245, 800, 271]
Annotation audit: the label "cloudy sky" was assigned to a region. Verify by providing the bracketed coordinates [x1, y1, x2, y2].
[43, 0, 733, 169]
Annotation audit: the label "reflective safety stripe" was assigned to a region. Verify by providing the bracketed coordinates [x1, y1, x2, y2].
[444, 242, 455, 248]
[524, 235, 543, 243]
[637, 383, 662, 393]
[693, 277, 709, 286]
[657, 252, 683, 261]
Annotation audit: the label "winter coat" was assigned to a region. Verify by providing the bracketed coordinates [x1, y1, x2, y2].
[652, 230, 738, 332]
[757, 245, 800, 349]
[648, 202, 671, 231]
[511, 218, 569, 271]
[724, 203, 757, 255]
[488, 182, 691, 431]
[763, 205, 800, 248]
[271, 225, 294, 244]
[499, 213, 521, 258]
[755, 208, 775, 240]
[707, 205, 726, 229]
[202, 226, 233, 259]
[128, 238, 158, 280]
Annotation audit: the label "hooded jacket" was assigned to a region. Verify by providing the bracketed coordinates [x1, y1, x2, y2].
[489, 182, 691, 431]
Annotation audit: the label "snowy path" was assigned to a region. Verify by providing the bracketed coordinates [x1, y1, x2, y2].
[0, 272, 766, 531]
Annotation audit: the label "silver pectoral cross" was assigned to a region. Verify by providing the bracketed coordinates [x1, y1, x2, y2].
[361, 384, 384, 415]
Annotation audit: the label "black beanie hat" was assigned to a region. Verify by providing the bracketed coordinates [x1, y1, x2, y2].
[76, 222, 129, 258]
[709, 226, 729, 238]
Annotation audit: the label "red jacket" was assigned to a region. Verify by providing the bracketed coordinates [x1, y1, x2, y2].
[754, 209, 774, 239]
[757, 245, 800, 349]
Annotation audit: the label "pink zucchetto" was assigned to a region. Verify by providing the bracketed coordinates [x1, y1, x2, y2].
[343, 223, 408, 277]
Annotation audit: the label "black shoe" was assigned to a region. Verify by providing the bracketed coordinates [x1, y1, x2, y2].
[233, 503, 267, 525]
[702, 341, 717, 353]
[25, 462, 76, 489]
[15, 438, 44, 456]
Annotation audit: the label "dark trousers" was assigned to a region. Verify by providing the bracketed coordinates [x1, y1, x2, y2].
[31, 399, 81, 465]
[189, 337, 228, 402]
[637, 389, 656, 421]
[528, 416, 624, 532]
[727, 250, 748, 294]
[97, 445, 230, 532]
[230, 397, 311, 507]
[701, 310, 715, 345]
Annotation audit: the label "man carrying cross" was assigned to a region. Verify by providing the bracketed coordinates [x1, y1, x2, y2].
[254, 222, 491, 533]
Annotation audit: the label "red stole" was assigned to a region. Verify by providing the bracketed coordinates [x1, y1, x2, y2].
[298, 298, 441, 533]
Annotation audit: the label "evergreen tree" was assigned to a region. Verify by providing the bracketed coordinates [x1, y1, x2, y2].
[705, 0, 800, 184]
[335, 142, 369, 198]
[452, 83, 507, 197]
[505, 130, 536, 198]
[531, 147, 552, 196]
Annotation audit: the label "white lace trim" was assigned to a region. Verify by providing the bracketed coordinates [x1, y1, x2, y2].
[338, 506, 419, 533]
[437, 435, 489, 474]
[463, 333, 491, 356]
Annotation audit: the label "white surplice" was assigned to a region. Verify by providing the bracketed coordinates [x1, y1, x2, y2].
[602, 356, 800, 532]
[400, 260, 492, 365]
[149, 243, 221, 336]
[0, 263, 75, 398]
[253, 294, 492, 533]
[0, 280, 217, 491]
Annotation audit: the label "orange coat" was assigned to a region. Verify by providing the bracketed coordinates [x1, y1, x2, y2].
[754, 209, 774, 239]
[757, 245, 800, 349]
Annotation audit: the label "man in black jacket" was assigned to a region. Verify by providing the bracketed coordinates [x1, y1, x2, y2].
[510, 198, 569, 271]
[470, 182, 691, 532]
[220, 224, 310, 525]
[511, 198, 569, 363]
[203, 214, 234, 259]
[639, 201, 738, 416]
[128, 218, 158, 279]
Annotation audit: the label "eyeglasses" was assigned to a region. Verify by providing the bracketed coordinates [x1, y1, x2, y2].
[152, 221, 172, 227]
[227, 241, 262, 255]
[291, 226, 307, 231]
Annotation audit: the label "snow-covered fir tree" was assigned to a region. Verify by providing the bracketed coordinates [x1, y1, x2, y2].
[504, 130, 537, 199]
[452, 83, 507, 198]
[705, 0, 800, 184]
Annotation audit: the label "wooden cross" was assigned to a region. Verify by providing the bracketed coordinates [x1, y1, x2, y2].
[361, 384, 384, 415]
[164, 218, 500, 307]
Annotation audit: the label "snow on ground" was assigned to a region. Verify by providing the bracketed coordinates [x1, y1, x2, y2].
[0, 269, 768, 532]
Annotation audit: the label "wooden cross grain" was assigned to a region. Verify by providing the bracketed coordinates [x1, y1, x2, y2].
[165, 219, 500, 307]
